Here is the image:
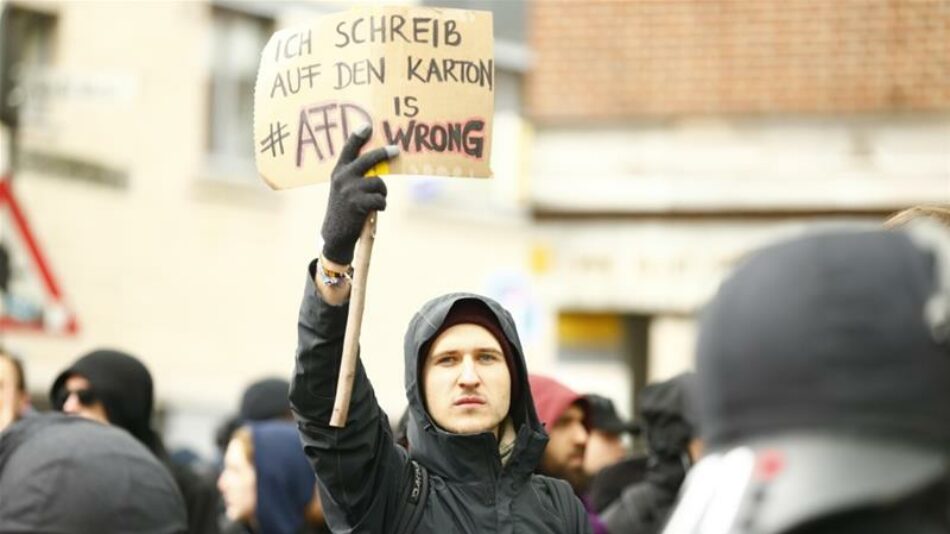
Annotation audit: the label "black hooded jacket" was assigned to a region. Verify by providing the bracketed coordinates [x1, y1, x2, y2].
[50, 349, 158, 449]
[0, 413, 187, 533]
[602, 373, 696, 534]
[49, 349, 221, 534]
[290, 268, 591, 533]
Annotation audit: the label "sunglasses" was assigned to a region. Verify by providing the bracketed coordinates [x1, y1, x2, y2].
[54, 387, 99, 410]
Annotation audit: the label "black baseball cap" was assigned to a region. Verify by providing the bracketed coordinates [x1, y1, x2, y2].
[585, 394, 640, 435]
[665, 222, 950, 534]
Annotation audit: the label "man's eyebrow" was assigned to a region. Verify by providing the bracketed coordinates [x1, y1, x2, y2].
[429, 347, 503, 360]
[429, 350, 461, 360]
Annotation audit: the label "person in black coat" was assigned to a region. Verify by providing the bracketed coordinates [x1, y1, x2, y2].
[664, 223, 950, 534]
[50, 348, 222, 534]
[601, 373, 699, 534]
[289, 126, 592, 533]
[0, 413, 187, 533]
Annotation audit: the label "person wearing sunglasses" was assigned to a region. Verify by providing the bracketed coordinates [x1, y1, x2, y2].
[50, 348, 222, 534]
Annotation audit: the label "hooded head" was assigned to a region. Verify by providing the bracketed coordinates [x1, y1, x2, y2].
[253, 421, 315, 534]
[218, 421, 316, 534]
[529, 374, 591, 491]
[50, 349, 161, 454]
[664, 224, 950, 534]
[639, 372, 697, 459]
[403, 293, 548, 483]
[0, 414, 186, 533]
[418, 299, 520, 436]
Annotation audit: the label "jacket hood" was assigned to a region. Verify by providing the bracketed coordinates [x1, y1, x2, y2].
[50, 348, 163, 454]
[696, 227, 950, 450]
[250, 421, 315, 534]
[403, 292, 548, 484]
[639, 372, 697, 458]
[528, 374, 589, 432]
[0, 413, 186, 533]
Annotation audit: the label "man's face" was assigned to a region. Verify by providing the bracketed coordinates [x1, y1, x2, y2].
[0, 357, 28, 429]
[540, 403, 589, 490]
[422, 323, 511, 436]
[584, 429, 628, 476]
[218, 436, 257, 523]
[60, 375, 109, 425]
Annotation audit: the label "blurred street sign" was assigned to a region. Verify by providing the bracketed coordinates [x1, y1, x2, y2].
[0, 176, 77, 335]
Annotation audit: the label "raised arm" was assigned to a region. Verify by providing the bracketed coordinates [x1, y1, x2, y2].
[289, 127, 404, 530]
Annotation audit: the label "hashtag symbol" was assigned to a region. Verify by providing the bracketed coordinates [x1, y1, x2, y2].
[260, 121, 289, 157]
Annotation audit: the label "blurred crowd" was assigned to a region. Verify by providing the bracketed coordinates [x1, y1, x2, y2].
[1, 203, 949, 534]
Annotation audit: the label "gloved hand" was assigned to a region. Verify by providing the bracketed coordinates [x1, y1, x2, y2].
[321, 125, 399, 265]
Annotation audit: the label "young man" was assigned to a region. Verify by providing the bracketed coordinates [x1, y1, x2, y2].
[289, 127, 591, 533]
[529, 375, 591, 493]
[529, 375, 611, 533]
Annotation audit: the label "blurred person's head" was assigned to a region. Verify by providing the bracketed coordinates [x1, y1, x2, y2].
[0, 414, 186, 533]
[601, 376, 700, 534]
[216, 377, 293, 456]
[239, 377, 291, 422]
[50, 348, 161, 453]
[529, 374, 590, 492]
[639, 372, 700, 464]
[219, 426, 257, 523]
[419, 299, 517, 437]
[583, 394, 639, 476]
[0, 348, 30, 422]
[664, 224, 950, 534]
[218, 421, 317, 534]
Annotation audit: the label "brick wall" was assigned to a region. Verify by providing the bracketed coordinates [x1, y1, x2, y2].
[526, 0, 950, 122]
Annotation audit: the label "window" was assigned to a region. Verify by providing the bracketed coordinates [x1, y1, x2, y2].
[1, 7, 57, 129]
[207, 7, 273, 182]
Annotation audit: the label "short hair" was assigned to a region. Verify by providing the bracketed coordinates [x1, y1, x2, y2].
[0, 348, 26, 393]
[884, 205, 950, 229]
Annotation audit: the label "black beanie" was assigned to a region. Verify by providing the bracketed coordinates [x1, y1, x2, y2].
[240, 377, 291, 421]
[420, 299, 521, 409]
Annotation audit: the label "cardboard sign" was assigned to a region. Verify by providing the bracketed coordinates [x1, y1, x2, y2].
[254, 6, 494, 189]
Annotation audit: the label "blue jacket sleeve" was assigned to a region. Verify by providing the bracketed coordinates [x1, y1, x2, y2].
[289, 262, 410, 532]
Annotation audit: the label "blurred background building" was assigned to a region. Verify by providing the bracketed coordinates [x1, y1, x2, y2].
[0, 0, 946, 461]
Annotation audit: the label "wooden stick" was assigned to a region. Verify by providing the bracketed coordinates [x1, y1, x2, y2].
[329, 211, 377, 428]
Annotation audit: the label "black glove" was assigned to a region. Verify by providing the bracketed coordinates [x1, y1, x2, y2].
[321, 126, 398, 265]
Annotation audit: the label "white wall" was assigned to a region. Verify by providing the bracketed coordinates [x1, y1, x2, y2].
[3, 1, 536, 459]
[531, 117, 950, 212]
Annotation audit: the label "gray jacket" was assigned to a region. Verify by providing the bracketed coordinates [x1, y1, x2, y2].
[0, 413, 187, 533]
[289, 267, 591, 533]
